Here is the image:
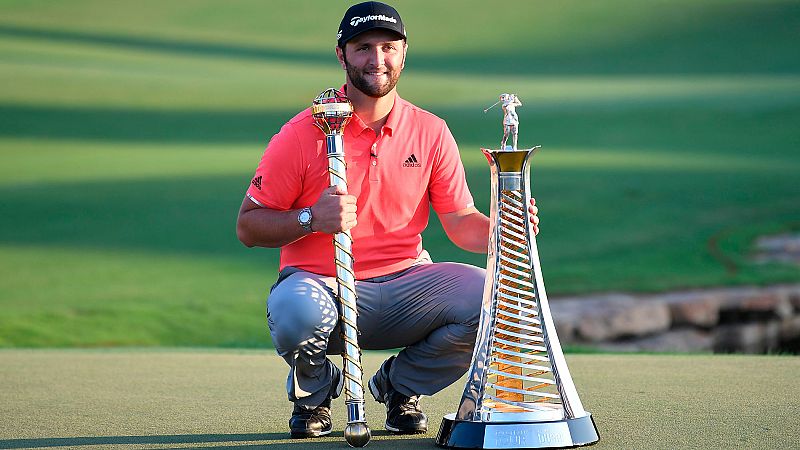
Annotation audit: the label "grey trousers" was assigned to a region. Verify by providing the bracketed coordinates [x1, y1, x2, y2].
[267, 261, 485, 408]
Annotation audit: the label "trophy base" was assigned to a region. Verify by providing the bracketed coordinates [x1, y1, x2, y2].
[436, 413, 599, 449]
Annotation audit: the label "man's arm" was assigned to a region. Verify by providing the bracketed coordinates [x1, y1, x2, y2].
[236, 197, 308, 248]
[438, 206, 491, 253]
[236, 185, 358, 248]
[438, 198, 540, 254]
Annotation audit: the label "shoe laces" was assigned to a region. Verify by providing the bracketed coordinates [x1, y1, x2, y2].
[396, 393, 422, 414]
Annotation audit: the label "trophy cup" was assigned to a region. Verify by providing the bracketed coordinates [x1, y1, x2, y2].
[436, 96, 599, 449]
[312, 88, 371, 448]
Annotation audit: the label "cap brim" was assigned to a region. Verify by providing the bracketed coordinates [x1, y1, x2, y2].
[339, 27, 405, 46]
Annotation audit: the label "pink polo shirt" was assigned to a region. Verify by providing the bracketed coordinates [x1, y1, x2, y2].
[245, 92, 474, 279]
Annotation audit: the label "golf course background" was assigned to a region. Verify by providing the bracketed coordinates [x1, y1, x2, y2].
[1, 0, 799, 348]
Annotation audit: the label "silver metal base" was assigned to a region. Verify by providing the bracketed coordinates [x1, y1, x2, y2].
[436, 413, 599, 449]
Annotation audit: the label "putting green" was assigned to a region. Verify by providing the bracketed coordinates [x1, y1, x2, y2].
[1, 350, 796, 449]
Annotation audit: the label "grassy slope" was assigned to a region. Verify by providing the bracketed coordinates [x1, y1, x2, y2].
[1, 350, 798, 449]
[0, 0, 798, 346]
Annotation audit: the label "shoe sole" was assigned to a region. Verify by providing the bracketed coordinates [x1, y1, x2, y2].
[290, 428, 332, 438]
[384, 421, 427, 434]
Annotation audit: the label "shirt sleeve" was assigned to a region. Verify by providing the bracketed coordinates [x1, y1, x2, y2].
[428, 122, 475, 214]
[245, 122, 304, 210]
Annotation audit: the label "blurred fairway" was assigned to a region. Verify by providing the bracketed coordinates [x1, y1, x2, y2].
[1, 349, 798, 449]
[1, 0, 799, 347]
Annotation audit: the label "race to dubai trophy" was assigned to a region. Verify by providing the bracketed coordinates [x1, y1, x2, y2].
[312, 88, 371, 448]
[436, 95, 599, 449]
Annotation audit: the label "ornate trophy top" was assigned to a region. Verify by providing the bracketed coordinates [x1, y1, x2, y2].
[312, 88, 353, 135]
[484, 93, 523, 150]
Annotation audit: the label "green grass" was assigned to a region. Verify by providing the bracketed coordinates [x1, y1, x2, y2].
[1, 350, 798, 449]
[0, 0, 799, 347]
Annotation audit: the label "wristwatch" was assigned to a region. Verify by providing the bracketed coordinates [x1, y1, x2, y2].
[298, 207, 313, 232]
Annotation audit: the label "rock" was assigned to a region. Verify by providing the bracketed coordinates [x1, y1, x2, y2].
[652, 291, 722, 327]
[786, 285, 800, 311]
[741, 288, 792, 318]
[605, 300, 670, 338]
[551, 295, 621, 342]
[713, 322, 782, 353]
[780, 316, 800, 341]
[597, 329, 713, 353]
[717, 287, 792, 322]
[550, 294, 670, 342]
[550, 284, 800, 353]
[551, 316, 576, 344]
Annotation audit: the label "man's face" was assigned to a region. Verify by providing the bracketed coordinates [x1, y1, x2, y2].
[337, 29, 406, 98]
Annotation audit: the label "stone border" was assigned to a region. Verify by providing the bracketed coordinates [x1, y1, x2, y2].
[550, 285, 800, 353]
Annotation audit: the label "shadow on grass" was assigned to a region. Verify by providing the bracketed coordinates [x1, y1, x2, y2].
[1, 2, 798, 76]
[0, 432, 435, 449]
[4, 103, 798, 151]
[1, 155, 797, 264]
[0, 104, 286, 144]
[0, 23, 331, 67]
[0, 167, 659, 260]
[0, 174, 267, 260]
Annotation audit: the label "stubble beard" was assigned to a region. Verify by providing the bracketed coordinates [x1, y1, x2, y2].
[344, 58, 401, 98]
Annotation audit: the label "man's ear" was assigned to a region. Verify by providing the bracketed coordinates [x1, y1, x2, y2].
[335, 46, 347, 70]
[401, 42, 408, 70]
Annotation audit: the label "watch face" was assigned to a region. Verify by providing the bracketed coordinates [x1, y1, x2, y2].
[299, 210, 311, 224]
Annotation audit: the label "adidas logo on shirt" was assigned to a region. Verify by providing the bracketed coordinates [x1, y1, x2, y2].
[251, 175, 262, 190]
[402, 154, 421, 167]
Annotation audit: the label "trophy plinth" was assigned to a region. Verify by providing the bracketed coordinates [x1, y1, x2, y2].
[438, 413, 599, 449]
[436, 101, 599, 448]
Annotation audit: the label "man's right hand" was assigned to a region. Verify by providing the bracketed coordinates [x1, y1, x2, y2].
[310, 185, 358, 234]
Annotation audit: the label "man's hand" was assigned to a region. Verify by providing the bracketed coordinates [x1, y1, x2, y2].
[311, 185, 357, 234]
[529, 197, 539, 235]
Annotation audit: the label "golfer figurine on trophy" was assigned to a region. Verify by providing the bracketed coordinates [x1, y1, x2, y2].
[484, 93, 523, 150]
[436, 95, 600, 449]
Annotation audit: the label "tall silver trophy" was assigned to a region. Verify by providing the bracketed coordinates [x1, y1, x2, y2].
[311, 88, 371, 448]
[436, 95, 599, 449]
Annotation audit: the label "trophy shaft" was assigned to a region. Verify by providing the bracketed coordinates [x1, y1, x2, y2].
[326, 134, 345, 156]
[459, 146, 586, 421]
[313, 88, 369, 446]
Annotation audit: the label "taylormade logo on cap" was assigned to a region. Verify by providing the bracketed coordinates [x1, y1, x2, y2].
[349, 14, 397, 27]
[337, 2, 406, 47]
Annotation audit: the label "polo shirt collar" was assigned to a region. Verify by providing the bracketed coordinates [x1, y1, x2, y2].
[382, 95, 401, 137]
[341, 84, 400, 138]
[347, 110, 371, 138]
